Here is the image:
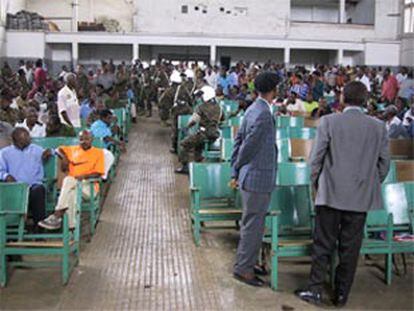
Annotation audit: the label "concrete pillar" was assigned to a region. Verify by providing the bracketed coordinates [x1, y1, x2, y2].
[133, 43, 140, 60]
[284, 47, 290, 65]
[339, 0, 346, 23]
[72, 0, 79, 32]
[210, 45, 216, 66]
[337, 49, 344, 65]
[72, 42, 78, 69]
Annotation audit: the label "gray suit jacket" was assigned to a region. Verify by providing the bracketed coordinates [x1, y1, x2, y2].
[310, 108, 390, 212]
[231, 98, 277, 193]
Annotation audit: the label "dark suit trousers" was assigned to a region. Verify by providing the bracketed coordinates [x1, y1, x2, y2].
[29, 184, 46, 226]
[308, 205, 366, 296]
[234, 189, 271, 275]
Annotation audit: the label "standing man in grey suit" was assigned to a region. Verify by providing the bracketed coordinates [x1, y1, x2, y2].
[295, 81, 390, 307]
[230, 72, 279, 287]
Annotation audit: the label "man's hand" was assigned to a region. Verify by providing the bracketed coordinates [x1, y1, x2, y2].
[42, 149, 53, 161]
[60, 158, 69, 172]
[5, 175, 16, 183]
[228, 178, 239, 190]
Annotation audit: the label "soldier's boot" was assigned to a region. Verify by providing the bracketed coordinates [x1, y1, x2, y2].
[146, 108, 152, 118]
[175, 163, 189, 175]
[132, 117, 137, 123]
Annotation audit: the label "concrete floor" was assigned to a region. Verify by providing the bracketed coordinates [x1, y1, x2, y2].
[0, 116, 413, 310]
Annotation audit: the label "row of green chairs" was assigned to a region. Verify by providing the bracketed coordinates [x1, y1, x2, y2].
[0, 182, 81, 287]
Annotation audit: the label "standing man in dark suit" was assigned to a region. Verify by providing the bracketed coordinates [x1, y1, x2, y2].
[230, 72, 279, 287]
[295, 81, 390, 307]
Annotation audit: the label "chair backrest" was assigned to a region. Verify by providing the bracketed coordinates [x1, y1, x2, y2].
[220, 138, 234, 162]
[32, 137, 105, 149]
[178, 115, 192, 129]
[290, 139, 314, 161]
[0, 183, 29, 225]
[366, 209, 389, 227]
[289, 127, 316, 139]
[228, 116, 243, 127]
[383, 161, 397, 184]
[382, 182, 412, 226]
[219, 126, 232, 139]
[276, 116, 304, 128]
[112, 108, 126, 127]
[43, 154, 58, 181]
[276, 138, 291, 163]
[189, 162, 234, 199]
[270, 162, 313, 233]
[389, 139, 414, 159]
[395, 160, 414, 182]
[304, 118, 319, 128]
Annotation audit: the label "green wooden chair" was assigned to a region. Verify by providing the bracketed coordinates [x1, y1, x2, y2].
[177, 114, 192, 158]
[0, 182, 80, 287]
[263, 162, 314, 290]
[276, 116, 305, 128]
[111, 108, 127, 142]
[289, 127, 316, 139]
[220, 138, 234, 162]
[189, 162, 241, 246]
[43, 155, 59, 213]
[276, 139, 291, 163]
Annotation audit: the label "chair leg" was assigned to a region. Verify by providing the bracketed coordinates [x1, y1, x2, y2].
[386, 253, 392, 285]
[0, 252, 7, 287]
[271, 252, 278, 291]
[193, 216, 201, 247]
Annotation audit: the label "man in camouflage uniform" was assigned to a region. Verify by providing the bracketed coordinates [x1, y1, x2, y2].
[158, 71, 183, 127]
[169, 77, 193, 153]
[0, 89, 20, 126]
[176, 86, 223, 174]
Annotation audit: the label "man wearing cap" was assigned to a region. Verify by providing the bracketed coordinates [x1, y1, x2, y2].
[230, 72, 279, 287]
[175, 85, 223, 174]
[170, 73, 193, 154]
[158, 71, 184, 127]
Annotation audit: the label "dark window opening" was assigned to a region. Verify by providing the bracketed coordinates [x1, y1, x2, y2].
[181, 5, 188, 14]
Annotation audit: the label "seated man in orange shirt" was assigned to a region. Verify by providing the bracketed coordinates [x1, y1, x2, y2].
[38, 130, 105, 230]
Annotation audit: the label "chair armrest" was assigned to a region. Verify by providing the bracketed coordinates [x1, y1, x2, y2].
[190, 187, 200, 192]
[0, 211, 24, 215]
[266, 210, 281, 216]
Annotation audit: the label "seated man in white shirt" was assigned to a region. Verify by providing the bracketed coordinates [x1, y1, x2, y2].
[284, 91, 306, 114]
[15, 107, 46, 138]
[57, 73, 80, 128]
[402, 103, 414, 127]
[384, 105, 409, 139]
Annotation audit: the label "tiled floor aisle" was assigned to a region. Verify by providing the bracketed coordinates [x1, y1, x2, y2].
[0, 116, 412, 310]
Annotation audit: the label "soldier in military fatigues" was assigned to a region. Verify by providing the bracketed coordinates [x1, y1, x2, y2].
[158, 71, 182, 126]
[176, 86, 223, 174]
[170, 80, 193, 153]
[0, 89, 20, 126]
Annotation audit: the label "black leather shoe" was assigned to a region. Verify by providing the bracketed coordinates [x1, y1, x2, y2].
[175, 166, 189, 175]
[233, 273, 265, 287]
[294, 288, 322, 306]
[333, 293, 348, 308]
[254, 265, 268, 276]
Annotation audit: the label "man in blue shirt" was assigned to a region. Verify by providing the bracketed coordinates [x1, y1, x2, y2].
[0, 127, 52, 231]
[90, 109, 126, 152]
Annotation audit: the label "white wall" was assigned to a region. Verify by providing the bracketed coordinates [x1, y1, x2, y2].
[374, 0, 400, 40]
[290, 49, 336, 66]
[5, 31, 45, 58]
[364, 42, 400, 66]
[134, 0, 289, 37]
[26, 0, 134, 32]
[401, 36, 414, 66]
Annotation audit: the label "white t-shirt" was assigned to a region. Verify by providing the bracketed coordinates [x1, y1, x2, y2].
[386, 116, 402, 132]
[356, 75, 371, 92]
[402, 109, 414, 127]
[285, 98, 307, 113]
[57, 85, 80, 127]
[15, 119, 46, 138]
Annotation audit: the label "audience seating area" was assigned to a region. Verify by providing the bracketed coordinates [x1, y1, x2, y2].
[0, 99, 132, 287]
[185, 101, 414, 290]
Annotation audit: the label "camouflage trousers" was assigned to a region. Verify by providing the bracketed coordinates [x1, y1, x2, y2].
[179, 130, 218, 164]
[171, 105, 193, 151]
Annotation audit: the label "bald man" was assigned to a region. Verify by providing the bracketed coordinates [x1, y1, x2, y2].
[39, 131, 105, 230]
